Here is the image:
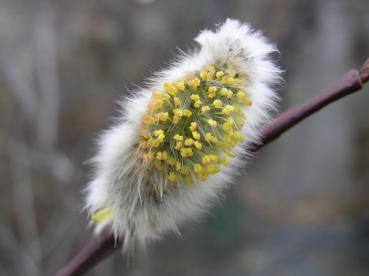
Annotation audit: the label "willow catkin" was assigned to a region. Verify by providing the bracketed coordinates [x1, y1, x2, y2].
[85, 19, 282, 252]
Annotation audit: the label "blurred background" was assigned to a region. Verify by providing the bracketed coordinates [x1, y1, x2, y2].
[0, 0, 369, 275]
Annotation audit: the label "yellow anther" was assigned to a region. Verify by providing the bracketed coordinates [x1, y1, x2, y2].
[188, 78, 201, 88]
[191, 94, 200, 101]
[162, 93, 170, 100]
[237, 91, 252, 105]
[227, 117, 234, 125]
[184, 138, 194, 146]
[189, 122, 197, 131]
[226, 89, 233, 99]
[156, 151, 168, 161]
[194, 164, 203, 173]
[205, 133, 218, 143]
[222, 105, 235, 115]
[226, 150, 236, 157]
[202, 155, 211, 165]
[154, 129, 164, 137]
[213, 99, 223, 108]
[158, 112, 169, 121]
[200, 70, 208, 80]
[148, 100, 163, 111]
[193, 78, 201, 87]
[206, 71, 214, 81]
[139, 128, 150, 139]
[192, 131, 201, 140]
[206, 164, 221, 174]
[173, 116, 180, 125]
[168, 86, 178, 95]
[237, 90, 246, 99]
[183, 109, 192, 117]
[176, 81, 186, 91]
[201, 106, 210, 113]
[175, 141, 183, 150]
[92, 207, 112, 224]
[174, 97, 180, 107]
[220, 88, 228, 97]
[152, 134, 165, 147]
[207, 119, 217, 128]
[180, 147, 193, 157]
[210, 154, 218, 162]
[194, 141, 202, 150]
[220, 76, 228, 84]
[143, 115, 155, 125]
[208, 86, 217, 93]
[235, 132, 245, 142]
[225, 76, 236, 85]
[223, 123, 233, 132]
[207, 86, 217, 98]
[243, 97, 252, 106]
[173, 108, 182, 117]
[194, 100, 202, 108]
[168, 172, 180, 182]
[174, 134, 183, 141]
[216, 71, 224, 78]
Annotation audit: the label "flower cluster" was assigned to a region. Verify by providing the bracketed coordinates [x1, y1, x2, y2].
[138, 64, 252, 188]
[85, 19, 281, 251]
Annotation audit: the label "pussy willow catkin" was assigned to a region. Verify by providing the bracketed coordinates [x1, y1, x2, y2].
[85, 19, 281, 251]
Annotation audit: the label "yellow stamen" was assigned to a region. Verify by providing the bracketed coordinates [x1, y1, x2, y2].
[180, 147, 193, 157]
[189, 122, 197, 131]
[213, 99, 223, 108]
[194, 100, 202, 108]
[168, 172, 180, 182]
[92, 207, 112, 224]
[183, 109, 192, 117]
[184, 138, 194, 146]
[216, 71, 224, 78]
[192, 131, 201, 140]
[176, 81, 185, 91]
[174, 97, 180, 107]
[207, 119, 217, 128]
[190, 94, 200, 101]
[201, 106, 210, 113]
[194, 141, 202, 150]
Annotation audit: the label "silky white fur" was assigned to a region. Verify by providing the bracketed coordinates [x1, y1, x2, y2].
[85, 19, 281, 251]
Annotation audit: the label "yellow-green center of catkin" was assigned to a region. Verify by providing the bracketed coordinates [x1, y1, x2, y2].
[138, 64, 252, 186]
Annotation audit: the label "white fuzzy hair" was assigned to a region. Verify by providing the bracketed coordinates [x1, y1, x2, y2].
[84, 19, 281, 251]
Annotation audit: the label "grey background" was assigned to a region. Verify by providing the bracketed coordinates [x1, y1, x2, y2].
[0, 0, 369, 275]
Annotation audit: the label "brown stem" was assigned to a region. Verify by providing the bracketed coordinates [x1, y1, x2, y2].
[55, 58, 369, 276]
[55, 229, 120, 276]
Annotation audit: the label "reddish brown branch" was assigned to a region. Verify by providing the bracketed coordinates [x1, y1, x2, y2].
[55, 58, 368, 276]
[55, 229, 120, 276]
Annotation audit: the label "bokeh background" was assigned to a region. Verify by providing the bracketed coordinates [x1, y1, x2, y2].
[1, 0, 369, 275]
